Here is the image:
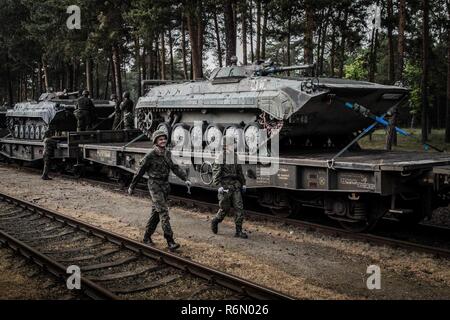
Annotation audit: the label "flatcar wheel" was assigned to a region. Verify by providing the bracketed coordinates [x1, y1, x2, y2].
[270, 207, 292, 218]
[339, 218, 378, 233]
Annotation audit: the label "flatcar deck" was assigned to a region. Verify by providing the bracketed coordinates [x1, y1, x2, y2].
[82, 140, 450, 172]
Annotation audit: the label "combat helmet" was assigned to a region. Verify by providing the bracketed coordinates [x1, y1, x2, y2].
[82, 90, 89, 96]
[110, 94, 118, 100]
[123, 91, 130, 99]
[152, 130, 168, 144]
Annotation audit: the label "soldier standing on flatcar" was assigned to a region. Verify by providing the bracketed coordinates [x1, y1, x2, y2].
[120, 91, 134, 130]
[128, 130, 192, 251]
[109, 94, 122, 130]
[41, 130, 57, 181]
[74, 90, 96, 131]
[211, 136, 248, 239]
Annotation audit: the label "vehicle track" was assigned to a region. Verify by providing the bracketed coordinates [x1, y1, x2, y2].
[0, 192, 294, 300]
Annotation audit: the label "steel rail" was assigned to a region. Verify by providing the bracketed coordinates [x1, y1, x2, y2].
[0, 191, 294, 300]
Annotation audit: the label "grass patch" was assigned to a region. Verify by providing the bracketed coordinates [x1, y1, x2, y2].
[359, 128, 450, 152]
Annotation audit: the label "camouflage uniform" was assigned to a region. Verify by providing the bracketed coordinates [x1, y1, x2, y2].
[211, 151, 247, 237]
[112, 98, 122, 130]
[129, 147, 187, 244]
[120, 98, 134, 130]
[75, 95, 96, 131]
[42, 135, 57, 180]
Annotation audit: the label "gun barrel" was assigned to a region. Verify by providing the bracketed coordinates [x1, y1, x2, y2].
[275, 64, 315, 72]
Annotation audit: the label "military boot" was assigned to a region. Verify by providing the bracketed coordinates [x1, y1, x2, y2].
[234, 225, 248, 239]
[142, 231, 154, 245]
[211, 218, 219, 234]
[42, 176, 52, 181]
[166, 237, 180, 251]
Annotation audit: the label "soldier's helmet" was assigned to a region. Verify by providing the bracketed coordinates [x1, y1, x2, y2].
[110, 94, 118, 100]
[152, 130, 168, 144]
[230, 56, 238, 66]
[123, 91, 130, 99]
[82, 90, 89, 97]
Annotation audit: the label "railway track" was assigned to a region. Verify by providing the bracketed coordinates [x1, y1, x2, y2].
[0, 192, 294, 300]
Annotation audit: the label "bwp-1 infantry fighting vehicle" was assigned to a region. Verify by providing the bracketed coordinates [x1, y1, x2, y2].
[6, 91, 115, 140]
[135, 61, 409, 152]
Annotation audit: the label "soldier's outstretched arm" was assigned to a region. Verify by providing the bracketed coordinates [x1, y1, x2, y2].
[166, 151, 187, 181]
[129, 153, 150, 191]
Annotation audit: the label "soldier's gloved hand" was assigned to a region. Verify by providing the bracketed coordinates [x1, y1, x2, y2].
[218, 187, 225, 194]
[128, 187, 134, 195]
[242, 185, 247, 193]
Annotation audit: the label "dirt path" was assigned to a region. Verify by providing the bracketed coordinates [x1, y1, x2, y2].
[0, 164, 449, 299]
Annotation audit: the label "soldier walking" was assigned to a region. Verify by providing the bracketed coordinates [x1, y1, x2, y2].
[110, 94, 122, 130]
[128, 130, 192, 251]
[75, 90, 96, 131]
[120, 91, 134, 130]
[41, 130, 57, 180]
[211, 137, 248, 238]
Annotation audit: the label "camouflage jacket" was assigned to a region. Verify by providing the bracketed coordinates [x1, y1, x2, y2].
[120, 99, 134, 113]
[212, 152, 246, 190]
[130, 147, 187, 189]
[76, 97, 95, 112]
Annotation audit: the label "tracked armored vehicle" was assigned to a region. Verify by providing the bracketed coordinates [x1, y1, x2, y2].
[135, 62, 409, 151]
[6, 92, 115, 140]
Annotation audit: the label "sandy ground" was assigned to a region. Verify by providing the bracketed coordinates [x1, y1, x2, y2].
[0, 163, 449, 300]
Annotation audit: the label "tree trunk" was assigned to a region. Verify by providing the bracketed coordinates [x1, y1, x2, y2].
[168, 29, 174, 80]
[287, 15, 291, 68]
[369, 28, 379, 82]
[135, 36, 142, 97]
[249, 0, 254, 62]
[241, 0, 248, 65]
[421, 0, 429, 143]
[261, 2, 268, 60]
[224, 0, 237, 66]
[256, 0, 261, 61]
[387, 0, 395, 84]
[304, 2, 314, 65]
[181, 17, 189, 80]
[160, 32, 166, 80]
[104, 59, 110, 100]
[186, 1, 203, 80]
[112, 43, 123, 100]
[339, 11, 348, 78]
[86, 58, 93, 95]
[42, 56, 49, 92]
[213, 10, 223, 67]
[446, 0, 450, 142]
[110, 54, 116, 97]
[397, 0, 406, 82]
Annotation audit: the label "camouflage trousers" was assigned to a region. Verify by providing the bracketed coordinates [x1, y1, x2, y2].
[42, 155, 51, 178]
[214, 189, 244, 228]
[112, 112, 122, 130]
[145, 181, 173, 240]
[123, 112, 134, 130]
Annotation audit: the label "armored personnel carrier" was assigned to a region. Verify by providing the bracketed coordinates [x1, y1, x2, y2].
[135, 61, 409, 152]
[6, 91, 115, 140]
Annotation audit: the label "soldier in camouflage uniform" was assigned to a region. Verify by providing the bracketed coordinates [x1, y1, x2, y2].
[120, 91, 134, 130]
[74, 90, 96, 131]
[110, 94, 122, 130]
[211, 137, 248, 238]
[128, 130, 192, 251]
[41, 130, 57, 180]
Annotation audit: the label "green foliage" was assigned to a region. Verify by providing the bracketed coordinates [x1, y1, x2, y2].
[403, 61, 422, 115]
[344, 53, 368, 81]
